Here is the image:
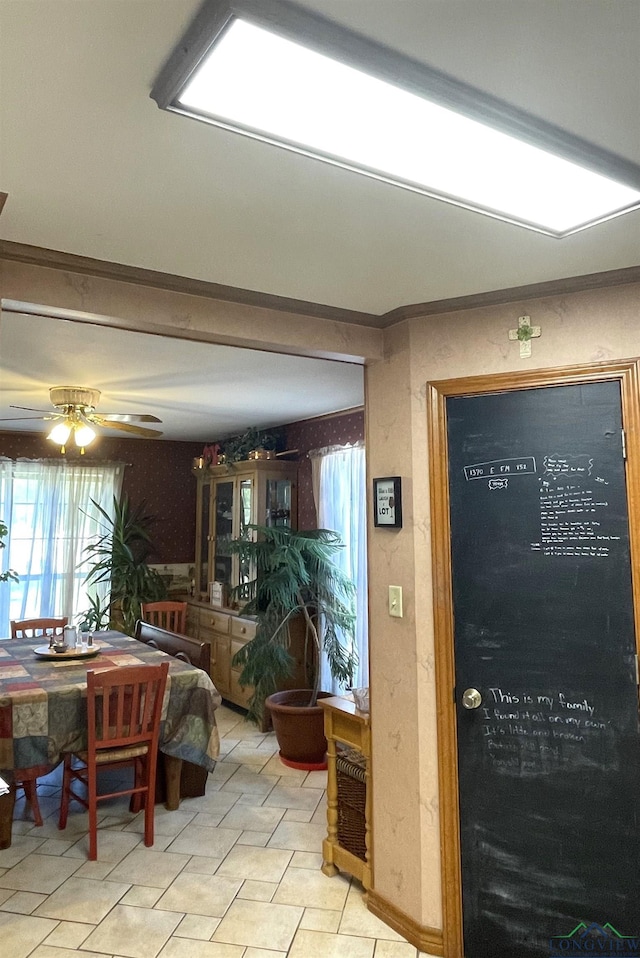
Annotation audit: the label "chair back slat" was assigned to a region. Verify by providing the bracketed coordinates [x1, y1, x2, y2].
[11, 617, 68, 639]
[140, 601, 187, 634]
[87, 663, 169, 753]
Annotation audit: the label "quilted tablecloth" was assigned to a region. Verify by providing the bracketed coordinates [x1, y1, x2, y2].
[0, 631, 222, 778]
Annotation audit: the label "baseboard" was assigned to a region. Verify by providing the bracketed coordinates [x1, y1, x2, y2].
[366, 888, 444, 955]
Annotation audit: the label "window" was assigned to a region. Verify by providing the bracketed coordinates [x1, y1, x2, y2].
[310, 443, 368, 692]
[0, 459, 123, 633]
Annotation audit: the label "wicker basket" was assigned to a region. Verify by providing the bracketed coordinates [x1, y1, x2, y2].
[336, 747, 367, 862]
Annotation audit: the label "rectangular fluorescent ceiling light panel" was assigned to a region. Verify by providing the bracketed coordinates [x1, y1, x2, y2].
[151, 0, 640, 237]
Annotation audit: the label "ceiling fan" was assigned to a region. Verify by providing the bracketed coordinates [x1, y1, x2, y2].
[1, 386, 163, 453]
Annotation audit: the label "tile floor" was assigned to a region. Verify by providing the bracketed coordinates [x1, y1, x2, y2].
[0, 704, 437, 958]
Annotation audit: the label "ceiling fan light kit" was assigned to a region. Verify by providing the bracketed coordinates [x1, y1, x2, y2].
[47, 387, 99, 454]
[1, 385, 164, 453]
[47, 417, 97, 455]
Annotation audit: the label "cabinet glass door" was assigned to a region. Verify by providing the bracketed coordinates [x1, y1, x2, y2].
[213, 479, 234, 587]
[265, 477, 292, 527]
[197, 478, 212, 594]
[237, 476, 254, 601]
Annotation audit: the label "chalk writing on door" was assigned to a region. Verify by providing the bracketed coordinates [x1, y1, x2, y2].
[464, 457, 536, 481]
[479, 686, 612, 774]
[531, 453, 618, 557]
[462, 452, 621, 555]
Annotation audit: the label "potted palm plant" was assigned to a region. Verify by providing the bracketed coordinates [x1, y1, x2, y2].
[82, 495, 167, 634]
[226, 524, 357, 767]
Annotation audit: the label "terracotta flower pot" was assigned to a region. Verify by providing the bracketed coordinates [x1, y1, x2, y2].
[265, 689, 333, 770]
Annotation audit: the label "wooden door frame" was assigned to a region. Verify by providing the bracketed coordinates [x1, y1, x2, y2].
[427, 359, 640, 958]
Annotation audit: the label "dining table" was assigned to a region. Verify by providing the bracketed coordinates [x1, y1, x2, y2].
[0, 630, 222, 848]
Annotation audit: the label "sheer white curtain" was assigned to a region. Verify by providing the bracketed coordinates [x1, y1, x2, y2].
[0, 459, 123, 634]
[0, 459, 14, 595]
[310, 442, 368, 693]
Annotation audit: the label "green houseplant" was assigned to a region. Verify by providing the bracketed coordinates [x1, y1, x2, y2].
[219, 426, 285, 463]
[0, 520, 18, 585]
[226, 524, 357, 765]
[82, 495, 167, 634]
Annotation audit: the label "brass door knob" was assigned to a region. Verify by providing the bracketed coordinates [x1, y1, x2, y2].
[462, 688, 482, 709]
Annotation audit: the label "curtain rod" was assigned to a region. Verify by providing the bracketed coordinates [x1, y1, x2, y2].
[308, 441, 364, 459]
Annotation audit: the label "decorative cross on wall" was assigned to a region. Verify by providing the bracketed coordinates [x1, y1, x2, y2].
[508, 315, 541, 358]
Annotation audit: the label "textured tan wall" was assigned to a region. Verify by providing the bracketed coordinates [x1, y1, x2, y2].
[1, 259, 383, 364]
[5, 250, 640, 936]
[366, 281, 640, 930]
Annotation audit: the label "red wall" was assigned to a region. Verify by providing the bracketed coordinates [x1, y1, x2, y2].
[0, 431, 202, 563]
[0, 408, 365, 561]
[284, 409, 365, 529]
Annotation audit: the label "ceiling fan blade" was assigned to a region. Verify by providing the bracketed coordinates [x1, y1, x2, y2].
[90, 415, 163, 438]
[4, 393, 163, 436]
[0, 415, 56, 421]
[94, 413, 163, 423]
[10, 404, 61, 414]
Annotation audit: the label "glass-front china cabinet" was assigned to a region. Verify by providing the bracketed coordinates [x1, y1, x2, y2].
[193, 459, 297, 603]
[188, 459, 301, 714]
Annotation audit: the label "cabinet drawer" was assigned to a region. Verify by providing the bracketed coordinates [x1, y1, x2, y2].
[230, 617, 256, 641]
[231, 637, 250, 662]
[200, 609, 231, 633]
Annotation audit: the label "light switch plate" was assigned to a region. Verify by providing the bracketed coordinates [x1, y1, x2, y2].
[389, 585, 403, 618]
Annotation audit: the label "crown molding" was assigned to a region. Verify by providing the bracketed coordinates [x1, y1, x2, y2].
[2, 239, 638, 330]
[0, 239, 382, 328]
[381, 264, 640, 325]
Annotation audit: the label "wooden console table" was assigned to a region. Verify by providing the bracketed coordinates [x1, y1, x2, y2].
[320, 695, 371, 890]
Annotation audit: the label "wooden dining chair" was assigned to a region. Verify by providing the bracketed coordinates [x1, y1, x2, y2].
[10, 617, 68, 639]
[140, 601, 187, 634]
[9, 616, 69, 825]
[58, 661, 169, 860]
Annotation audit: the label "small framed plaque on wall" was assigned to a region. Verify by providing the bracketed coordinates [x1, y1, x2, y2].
[373, 476, 402, 528]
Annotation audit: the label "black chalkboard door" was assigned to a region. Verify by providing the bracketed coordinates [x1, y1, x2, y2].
[447, 380, 640, 958]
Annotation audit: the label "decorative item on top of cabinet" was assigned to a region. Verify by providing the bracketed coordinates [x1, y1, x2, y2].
[192, 459, 298, 602]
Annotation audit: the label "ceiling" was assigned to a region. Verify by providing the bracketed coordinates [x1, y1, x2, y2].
[0, 311, 364, 442]
[1, 0, 639, 441]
